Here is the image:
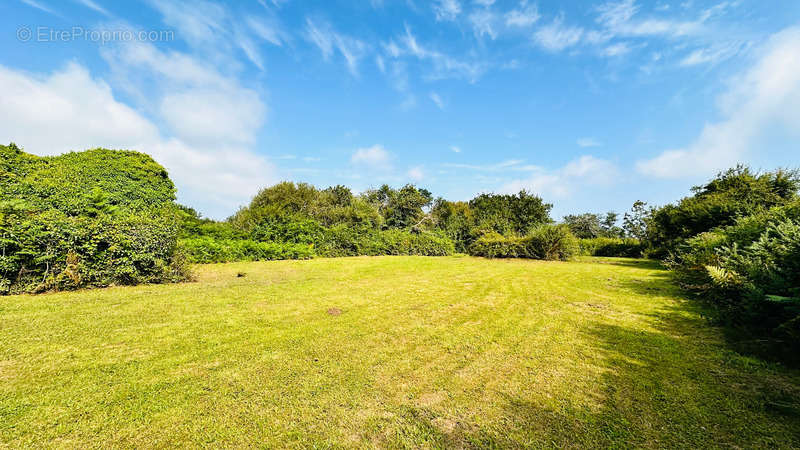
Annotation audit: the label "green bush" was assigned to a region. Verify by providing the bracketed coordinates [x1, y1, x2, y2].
[1, 145, 189, 294]
[525, 224, 579, 261]
[180, 238, 314, 264]
[579, 237, 644, 257]
[0, 209, 188, 294]
[468, 232, 526, 258]
[669, 204, 800, 359]
[317, 226, 455, 257]
[469, 225, 578, 261]
[646, 166, 799, 255]
[378, 229, 455, 256]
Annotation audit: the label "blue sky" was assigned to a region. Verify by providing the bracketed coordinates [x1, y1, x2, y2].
[1, 0, 799, 219]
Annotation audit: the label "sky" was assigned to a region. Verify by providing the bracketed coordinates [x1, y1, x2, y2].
[1, 0, 799, 220]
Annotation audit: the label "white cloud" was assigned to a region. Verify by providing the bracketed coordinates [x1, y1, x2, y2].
[74, 0, 111, 16]
[408, 166, 425, 181]
[0, 62, 275, 219]
[450, 145, 462, 153]
[577, 137, 603, 147]
[500, 155, 619, 198]
[147, 0, 285, 71]
[20, 0, 58, 15]
[433, 0, 461, 21]
[679, 42, 746, 67]
[594, 0, 728, 40]
[533, 15, 584, 52]
[602, 42, 631, 57]
[430, 92, 445, 109]
[351, 145, 393, 169]
[246, 16, 288, 47]
[159, 89, 264, 147]
[444, 159, 529, 171]
[305, 18, 367, 76]
[505, 2, 540, 27]
[637, 27, 800, 178]
[468, 9, 498, 40]
[389, 26, 486, 82]
[101, 43, 265, 148]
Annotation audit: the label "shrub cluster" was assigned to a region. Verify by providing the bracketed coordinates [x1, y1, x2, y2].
[0, 145, 190, 294]
[578, 237, 644, 258]
[317, 227, 454, 257]
[467, 225, 579, 261]
[179, 238, 314, 264]
[661, 184, 800, 359]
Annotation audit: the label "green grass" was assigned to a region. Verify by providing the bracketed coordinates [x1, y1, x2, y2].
[1, 256, 799, 448]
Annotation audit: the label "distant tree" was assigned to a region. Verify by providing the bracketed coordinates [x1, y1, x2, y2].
[365, 184, 433, 229]
[431, 199, 473, 252]
[563, 211, 622, 238]
[563, 213, 603, 238]
[469, 191, 552, 235]
[623, 200, 651, 241]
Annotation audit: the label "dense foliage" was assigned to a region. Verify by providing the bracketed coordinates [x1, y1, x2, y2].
[578, 237, 644, 258]
[623, 168, 800, 360]
[666, 200, 800, 358]
[646, 166, 799, 256]
[180, 183, 557, 263]
[467, 225, 579, 261]
[563, 212, 623, 239]
[178, 182, 455, 262]
[430, 192, 553, 253]
[0, 144, 189, 294]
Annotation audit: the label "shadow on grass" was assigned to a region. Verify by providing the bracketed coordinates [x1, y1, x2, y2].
[620, 267, 800, 369]
[588, 257, 666, 271]
[371, 274, 800, 448]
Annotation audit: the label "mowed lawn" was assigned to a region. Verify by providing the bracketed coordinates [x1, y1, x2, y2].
[1, 257, 799, 448]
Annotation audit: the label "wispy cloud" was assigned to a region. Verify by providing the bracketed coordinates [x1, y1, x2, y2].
[602, 42, 631, 57]
[306, 18, 367, 76]
[429, 92, 445, 109]
[468, 9, 498, 40]
[637, 27, 800, 177]
[533, 15, 584, 52]
[505, 1, 539, 27]
[444, 159, 533, 171]
[450, 145, 462, 153]
[594, 0, 728, 39]
[679, 42, 747, 66]
[500, 155, 619, 198]
[20, 0, 58, 15]
[386, 25, 487, 82]
[351, 144, 393, 169]
[433, 0, 461, 22]
[577, 137, 603, 147]
[407, 166, 424, 181]
[74, 0, 111, 16]
[147, 0, 284, 71]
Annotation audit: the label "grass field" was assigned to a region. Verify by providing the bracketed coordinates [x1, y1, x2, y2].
[1, 256, 799, 448]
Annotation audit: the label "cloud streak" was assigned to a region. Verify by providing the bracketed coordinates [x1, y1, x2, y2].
[637, 27, 800, 178]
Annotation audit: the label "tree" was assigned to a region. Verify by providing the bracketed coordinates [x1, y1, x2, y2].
[431, 199, 473, 252]
[469, 191, 552, 235]
[365, 184, 433, 229]
[623, 201, 651, 241]
[646, 166, 800, 253]
[563, 213, 603, 239]
[563, 211, 622, 238]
